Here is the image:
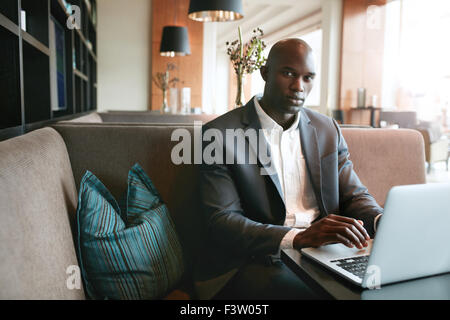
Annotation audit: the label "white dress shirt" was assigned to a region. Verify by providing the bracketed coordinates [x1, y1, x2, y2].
[253, 96, 320, 250]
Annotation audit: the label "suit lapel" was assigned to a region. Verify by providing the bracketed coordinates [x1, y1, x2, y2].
[241, 99, 285, 205]
[240, 102, 327, 216]
[298, 109, 326, 216]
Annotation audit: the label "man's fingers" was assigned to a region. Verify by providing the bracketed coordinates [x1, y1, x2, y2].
[338, 226, 364, 249]
[323, 225, 365, 249]
[324, 233, 354, 248]
[327, 215, 370, 241]
[342, 222, 368, 248]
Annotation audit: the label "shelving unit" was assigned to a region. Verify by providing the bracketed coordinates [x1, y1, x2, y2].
[0, 0, 97, 141]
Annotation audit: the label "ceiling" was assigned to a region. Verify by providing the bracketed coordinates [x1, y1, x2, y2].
[216, 0, 323, 49]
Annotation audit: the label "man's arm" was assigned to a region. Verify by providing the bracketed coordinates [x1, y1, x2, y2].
[334, 120, 383, 237]
[293, 120, 383, 250]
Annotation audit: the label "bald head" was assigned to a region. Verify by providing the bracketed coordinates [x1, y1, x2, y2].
[265, 38, 313, 69]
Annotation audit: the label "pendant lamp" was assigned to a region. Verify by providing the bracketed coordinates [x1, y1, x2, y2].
[160, 26, 191, 57]
[188, 0, 244, 22]
[160, 0, 191, 56]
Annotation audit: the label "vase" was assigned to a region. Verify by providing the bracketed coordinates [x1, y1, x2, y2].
[180, 87, 191, 114]
[161, 88, 169, 113]
[169, 87, 178, 114]
[235, 72, 245, 108]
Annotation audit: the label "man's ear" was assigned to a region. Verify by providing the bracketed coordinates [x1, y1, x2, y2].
[260, 66, 268, 81]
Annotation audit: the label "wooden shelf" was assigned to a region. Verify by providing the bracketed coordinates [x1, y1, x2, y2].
[52, 0, 97, 61]
[23, 40, 51, 124]
[21, 30, 50, 55]
[0, 12, 20, 36]
[75, 27, 97, 61]
[74, 68, 88, 81]
[21, 0, 49, 47]
[0, 0, 19, 25]
[0, 24, 22, 130]
[0, 0, 97, 141]
[56, 0, 71, 18]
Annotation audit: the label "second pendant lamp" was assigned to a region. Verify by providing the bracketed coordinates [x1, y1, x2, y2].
[188, 0, 244, 22]
[160, 0, 191, 57]
[160, 26, 190, 57]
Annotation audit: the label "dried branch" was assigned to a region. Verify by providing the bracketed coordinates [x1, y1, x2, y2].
[152, 63, 180, 91]
[226, 27, 267, 77]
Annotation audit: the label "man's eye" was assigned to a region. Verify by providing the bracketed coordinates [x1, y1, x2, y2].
[283, 71, 295, 77]
[304, 75, 314, 82]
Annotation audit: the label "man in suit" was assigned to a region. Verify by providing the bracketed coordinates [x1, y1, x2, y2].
[195, 38, 383, 299]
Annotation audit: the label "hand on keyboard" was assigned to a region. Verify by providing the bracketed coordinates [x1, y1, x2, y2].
[293, 214, 371, 250]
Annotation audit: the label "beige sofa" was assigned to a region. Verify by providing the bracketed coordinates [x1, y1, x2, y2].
[0, 124, 426, 299]
[60, 111, 218, 125]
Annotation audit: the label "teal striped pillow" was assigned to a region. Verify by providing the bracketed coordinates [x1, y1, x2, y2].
[76, 163, 184, 299]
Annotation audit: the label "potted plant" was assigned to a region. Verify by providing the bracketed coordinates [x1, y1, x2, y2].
[226, 27, 267, 108]
[153, 63, 180, 113]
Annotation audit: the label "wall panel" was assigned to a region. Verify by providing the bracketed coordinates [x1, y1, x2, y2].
[340, 0, 386, 112]
[151, 0, 203, 111]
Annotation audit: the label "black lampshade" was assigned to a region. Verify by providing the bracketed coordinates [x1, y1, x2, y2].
[188, 0, 244, 22]
[160, 26, 191, 57]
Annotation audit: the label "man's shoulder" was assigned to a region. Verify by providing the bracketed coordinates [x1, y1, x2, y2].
[302, 107, 332, 122]
[302, 107, 337, 130]
[203, 106, 245, 131]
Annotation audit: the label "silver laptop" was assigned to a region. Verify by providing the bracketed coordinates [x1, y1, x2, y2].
[301, 183, 450, 288]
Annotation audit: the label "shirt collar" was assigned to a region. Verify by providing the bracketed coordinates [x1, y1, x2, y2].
[253, 95, 300, 132]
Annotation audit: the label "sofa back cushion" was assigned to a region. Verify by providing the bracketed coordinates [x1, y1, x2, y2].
[58, 112, 218, 125]
[52, 124, 205, 284]
[341, 128, 426, 206]
[63, 112, 103, 123]
[0, 128, 85, 299]
[98, 112, 218, 124]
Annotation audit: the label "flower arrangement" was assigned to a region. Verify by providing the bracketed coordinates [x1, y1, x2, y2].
[152, 63, 180, 113]
[226, 27, 267, 107]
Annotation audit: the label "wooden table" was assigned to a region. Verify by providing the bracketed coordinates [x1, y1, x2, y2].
[282, 249, 450, 300]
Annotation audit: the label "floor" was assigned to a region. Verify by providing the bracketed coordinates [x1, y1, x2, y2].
[426, 161, 450, 183]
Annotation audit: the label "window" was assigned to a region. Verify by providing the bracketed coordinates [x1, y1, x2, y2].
[383, 0, 450, 125]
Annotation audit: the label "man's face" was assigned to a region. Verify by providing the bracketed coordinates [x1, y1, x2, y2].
[260, 43, 316, 115]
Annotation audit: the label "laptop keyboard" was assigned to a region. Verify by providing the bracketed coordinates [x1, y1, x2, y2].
[330, 255, 370, 279]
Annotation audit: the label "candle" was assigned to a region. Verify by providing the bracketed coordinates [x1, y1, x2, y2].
[371, 95, 378, 108]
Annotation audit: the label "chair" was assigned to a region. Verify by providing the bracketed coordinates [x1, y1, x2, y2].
[416, 128, 449, 173]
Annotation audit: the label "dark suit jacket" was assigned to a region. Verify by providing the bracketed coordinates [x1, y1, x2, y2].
[195, 97, 383, 281]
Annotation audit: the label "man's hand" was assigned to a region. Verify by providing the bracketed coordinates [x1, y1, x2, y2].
[293, 214, 370, 250]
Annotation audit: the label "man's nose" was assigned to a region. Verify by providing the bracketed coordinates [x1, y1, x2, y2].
[290, 77, 304, 92]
